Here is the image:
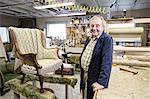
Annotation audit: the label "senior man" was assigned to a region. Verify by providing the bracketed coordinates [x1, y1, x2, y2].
[80, 15, 113, 99]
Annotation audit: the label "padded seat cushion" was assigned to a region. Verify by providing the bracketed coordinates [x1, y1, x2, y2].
[21, 59, 62, 75]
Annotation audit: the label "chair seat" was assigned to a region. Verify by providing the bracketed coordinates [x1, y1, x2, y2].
[21, 59, 62, 76]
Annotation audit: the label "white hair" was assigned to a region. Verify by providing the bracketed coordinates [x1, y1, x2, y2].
[90, 15, 108, 33]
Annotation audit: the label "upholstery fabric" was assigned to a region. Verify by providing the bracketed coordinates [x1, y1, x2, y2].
[43, 48, 59, 59]
[9, 27, 62, 75]
[5, 79, 56, 99]
[10, 27, 60, 60]
[21, 59, 62, 75]
[12, 28, 37, 55]
[0, 37, 8, 61]
[0, 36, 19, 96]
[7, 74, 78, 88]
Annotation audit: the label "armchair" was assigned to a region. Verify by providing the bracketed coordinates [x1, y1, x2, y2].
[9, 27, 63, 93]
[0, 36, 18, 96]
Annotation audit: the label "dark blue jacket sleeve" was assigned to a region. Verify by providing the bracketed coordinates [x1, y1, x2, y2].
[97, 36, 113, 88]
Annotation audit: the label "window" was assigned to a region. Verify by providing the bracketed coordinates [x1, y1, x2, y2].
[0, 27, 10, 43]
[47, 23, 66, 40]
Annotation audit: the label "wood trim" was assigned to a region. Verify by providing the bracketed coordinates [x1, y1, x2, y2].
[57, 48, 61, 59]
[106, 18, 133, 21]
[106, 18, 150, 23]
[39, 30, 46, 48]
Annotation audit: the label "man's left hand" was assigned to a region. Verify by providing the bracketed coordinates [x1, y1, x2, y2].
[92, 82, 104, 91]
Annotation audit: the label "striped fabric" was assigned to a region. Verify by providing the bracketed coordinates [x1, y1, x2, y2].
[12, 28, 38, 55]
[0, 37, 8, 61]
[10, 27, 60, 60]
[9, 27, 62, 75]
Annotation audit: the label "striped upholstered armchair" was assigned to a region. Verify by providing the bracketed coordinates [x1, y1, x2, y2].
[9, 27, 63, 93]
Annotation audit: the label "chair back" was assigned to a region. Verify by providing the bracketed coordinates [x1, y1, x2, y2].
[9, 27, 45, 59]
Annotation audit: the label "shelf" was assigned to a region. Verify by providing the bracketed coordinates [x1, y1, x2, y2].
[106, 18, 133, 21]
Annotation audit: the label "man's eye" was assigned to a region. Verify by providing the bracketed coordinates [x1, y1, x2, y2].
[91, 25, 94, 27]
[96, 24, 100, 27]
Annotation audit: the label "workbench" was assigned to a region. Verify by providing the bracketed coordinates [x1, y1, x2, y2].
[5, 74, 77, 99]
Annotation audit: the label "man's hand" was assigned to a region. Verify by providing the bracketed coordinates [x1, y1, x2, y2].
[92, 82, 104, 91]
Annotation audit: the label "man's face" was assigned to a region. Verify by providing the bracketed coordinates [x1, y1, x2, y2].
[90, 19, 104, 37]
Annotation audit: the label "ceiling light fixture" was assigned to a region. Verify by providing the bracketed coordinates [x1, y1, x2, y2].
[56, 12, 86, 17]
[34, 2, 75, 9]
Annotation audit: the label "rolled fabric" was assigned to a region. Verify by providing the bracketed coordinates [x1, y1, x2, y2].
[113, 59, 150, 67]
[108, 27, 144, 34]
[125, 55, 150, 62]
[114, 46, 150, 52]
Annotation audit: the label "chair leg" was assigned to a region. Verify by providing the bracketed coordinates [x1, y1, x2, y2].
[0, 71, 5, 96]
[39, 75, 44, 93]
[61, 64, 64, 77]
[0, 88, 3, 96]
[1, 87, 10, 96]
[0, 71, 10, 96]
[21, 73, 25, 84]
[14, 92, 20, 99]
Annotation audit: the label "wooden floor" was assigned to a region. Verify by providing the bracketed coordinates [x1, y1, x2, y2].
[0, 65, 150, 99]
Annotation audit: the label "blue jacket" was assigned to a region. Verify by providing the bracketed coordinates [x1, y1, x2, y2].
[80, 32, 113, 90]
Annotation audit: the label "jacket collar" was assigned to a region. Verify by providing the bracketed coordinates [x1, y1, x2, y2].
[88, 31, 106, 42]
[98, 31, 106, 40]
[92, 31, 107, 57]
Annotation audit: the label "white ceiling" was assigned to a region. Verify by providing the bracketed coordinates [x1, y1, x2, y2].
[0, 0, 150, 18]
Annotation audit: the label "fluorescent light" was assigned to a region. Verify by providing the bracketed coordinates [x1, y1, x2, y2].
[34, 2, 75, 9]
[56, 12, 86, 16]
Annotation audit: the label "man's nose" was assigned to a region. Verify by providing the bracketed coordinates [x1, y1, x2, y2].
[92, 25, 97, 29]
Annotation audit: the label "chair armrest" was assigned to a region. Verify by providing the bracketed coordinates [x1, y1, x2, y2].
[0, 58, 7, 73]
[62, 52, 72, 58]
[5, 61, 15, 73]
[43, 48, 60, 59]
[19, 53, 42, 69]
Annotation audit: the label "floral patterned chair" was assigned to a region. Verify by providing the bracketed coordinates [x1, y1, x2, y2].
[9, 27, 63, 93]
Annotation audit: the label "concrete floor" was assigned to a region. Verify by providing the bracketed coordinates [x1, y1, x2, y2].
[97, 66, 150, 99]
[0, 65, 150, 99]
